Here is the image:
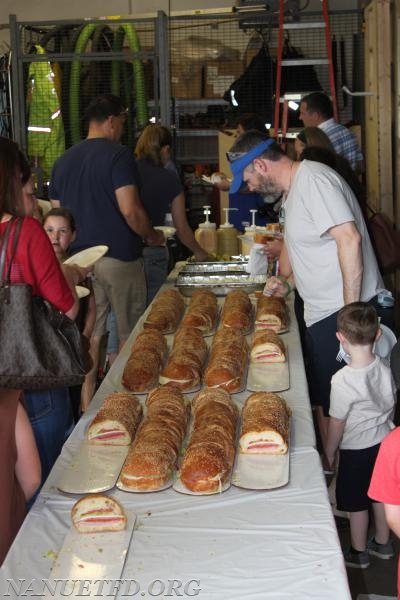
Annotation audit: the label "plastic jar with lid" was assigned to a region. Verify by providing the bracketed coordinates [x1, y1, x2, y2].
[217, 208, 239, 258]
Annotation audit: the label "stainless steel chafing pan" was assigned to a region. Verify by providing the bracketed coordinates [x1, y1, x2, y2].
[175, 270, 266, 296]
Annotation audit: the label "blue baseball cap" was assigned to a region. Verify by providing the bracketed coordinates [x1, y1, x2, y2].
[229, 139, 274, 193]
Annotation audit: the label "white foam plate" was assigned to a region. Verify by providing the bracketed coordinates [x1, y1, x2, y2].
[201, 174, 232, 185]
[57, 443, 128, 494]
[155, 225, 176, 238]
[231, 451, 289, 490]
[247, 352, 290, 393]
[75, 285, 90, 299]
[42, 510, 135, 598]
[64, 245, 108, 268]
[37, 199, 52, 215]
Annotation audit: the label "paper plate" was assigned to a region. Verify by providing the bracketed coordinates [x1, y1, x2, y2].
[37, 199, 52, 216]
[155, 225, 176, 238]
[57, 443, 128, 495]
[202, 174, 232, 185]
[232, 451, 289, 490]
[41, 510, 135, 599]
[75, 285, 90, 299]
[64, 245, 108, 268]
[339, 324, 397, 364]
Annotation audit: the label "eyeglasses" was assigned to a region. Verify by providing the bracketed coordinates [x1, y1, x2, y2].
[226, 151, 247, 163]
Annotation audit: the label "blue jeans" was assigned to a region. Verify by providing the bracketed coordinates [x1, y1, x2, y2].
[106, 310, 119, 354]
[24, 387, 74, 487]
[143, 246, 169, 306]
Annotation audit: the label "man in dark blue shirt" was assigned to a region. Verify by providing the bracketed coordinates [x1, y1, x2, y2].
[50, 94, 163, 404]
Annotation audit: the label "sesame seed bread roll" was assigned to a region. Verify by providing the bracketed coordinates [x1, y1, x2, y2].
[143, 289, 184, 333]
[220, 290, 253, 334]
[255, 296, 288, 333]
[87, 392, 142, 445]
[239, 392, 291, 455]
[250, 330, 286, 363]
[179, 387, 238, 493]
[71, 494, 127, 533]
[119, 386, 188, 491]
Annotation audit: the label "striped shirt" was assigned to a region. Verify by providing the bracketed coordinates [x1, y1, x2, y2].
[319, 118, 363, 171]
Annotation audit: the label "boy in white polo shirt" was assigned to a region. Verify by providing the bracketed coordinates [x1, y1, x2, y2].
[325, 302, 396, 569]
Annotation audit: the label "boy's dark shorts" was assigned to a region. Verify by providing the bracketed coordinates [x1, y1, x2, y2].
[336, 443, 380, 512]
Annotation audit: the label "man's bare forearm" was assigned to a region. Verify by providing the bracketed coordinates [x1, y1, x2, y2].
[338, 237, 363, 304]
[330, 222, 363, 304]
[123, 209, 163, 246]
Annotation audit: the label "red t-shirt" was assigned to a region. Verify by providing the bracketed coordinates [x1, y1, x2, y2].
[368, 427, 400, 599]
[0, 217, 74, 313]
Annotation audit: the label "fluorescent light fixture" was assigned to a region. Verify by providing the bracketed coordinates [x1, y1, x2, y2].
[27, 126, 51, 133]
[288, 101, 299, 111]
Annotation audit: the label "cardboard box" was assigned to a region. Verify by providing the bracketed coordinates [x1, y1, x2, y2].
[204, 60, 243, 99]
[171, 62, 203, 99]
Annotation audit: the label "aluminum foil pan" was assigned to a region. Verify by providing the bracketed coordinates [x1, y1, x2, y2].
[175, 272, 266, 296]
[180, 261, 249, 274]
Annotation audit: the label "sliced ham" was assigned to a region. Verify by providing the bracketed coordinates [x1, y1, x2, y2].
[250, 330, 286, 364]
[71, 494, 127, 533]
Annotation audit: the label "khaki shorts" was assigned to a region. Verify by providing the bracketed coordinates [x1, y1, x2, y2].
[92, 256, 146, 341]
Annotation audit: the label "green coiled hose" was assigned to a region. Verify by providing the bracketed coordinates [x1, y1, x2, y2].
[69, 22, 148, 146]
[69, 23, 97, 145]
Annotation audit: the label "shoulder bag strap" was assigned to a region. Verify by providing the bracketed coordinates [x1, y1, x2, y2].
[5, 217, 23, 283]
[0, 217, 16, 285]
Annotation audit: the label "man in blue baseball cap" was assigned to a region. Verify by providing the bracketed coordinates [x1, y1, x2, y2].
[228, 130, 389, 465]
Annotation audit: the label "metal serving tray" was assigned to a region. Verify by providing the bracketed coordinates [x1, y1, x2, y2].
[175, 271, 266, 296]
[180, 260, 250, 274]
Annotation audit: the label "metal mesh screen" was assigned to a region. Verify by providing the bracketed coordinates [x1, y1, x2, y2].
[13, 18, 157, 192]
[0, 53, 12, 137]
[168, 10, 363, 136]
[10, 9, 362, 198]
[167, 8, 362, 228]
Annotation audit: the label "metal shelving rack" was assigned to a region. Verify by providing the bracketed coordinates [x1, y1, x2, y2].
[8, 8, 363, 184]
[8, 13, 166, 159]
[173, 99, 229, 163]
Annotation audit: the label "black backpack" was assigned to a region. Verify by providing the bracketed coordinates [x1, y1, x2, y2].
[224, 40, 322, 127]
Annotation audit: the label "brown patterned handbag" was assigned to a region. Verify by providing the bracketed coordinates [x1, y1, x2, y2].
[0, 217, 87, 389]
[367, 207, 400, 275]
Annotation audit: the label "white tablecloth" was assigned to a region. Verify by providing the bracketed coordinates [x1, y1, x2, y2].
[0, 275, 351, 600]
[1, 448, 350, 600]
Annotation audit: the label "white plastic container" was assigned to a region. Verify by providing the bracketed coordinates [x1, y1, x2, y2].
[238, 209, 258, 255]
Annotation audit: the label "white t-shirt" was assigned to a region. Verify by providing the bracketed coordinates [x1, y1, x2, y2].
[329, 356, 396, 449]
[284, 160, 383, 326]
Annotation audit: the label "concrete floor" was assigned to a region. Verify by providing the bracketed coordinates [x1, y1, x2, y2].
[336, 518, 398, 599]
[315, 408, 399, 600]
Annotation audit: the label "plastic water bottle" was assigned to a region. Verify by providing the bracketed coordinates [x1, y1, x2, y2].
[164, 212, 174, 227]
